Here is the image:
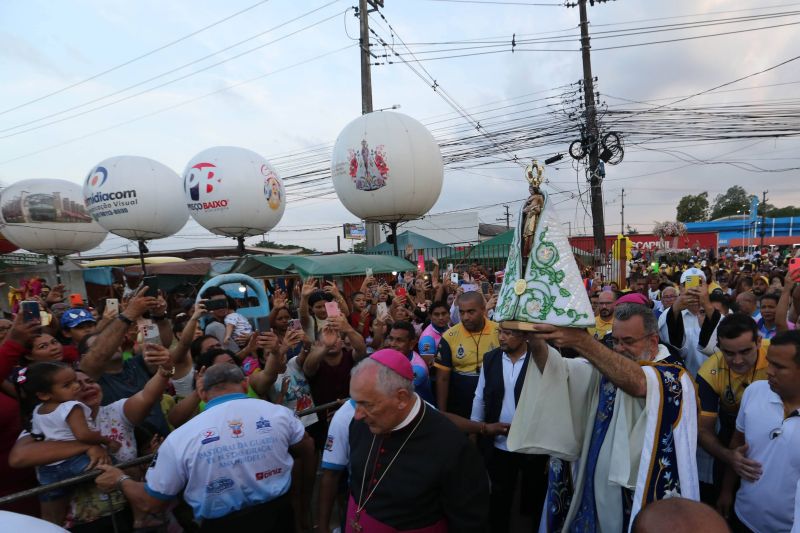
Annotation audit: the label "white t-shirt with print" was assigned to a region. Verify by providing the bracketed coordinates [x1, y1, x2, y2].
[89, 399, 137, 463]
[268, 358, 318, 427]
[144, 394, 304, 520]
[321, 400, 356, 471]
[224, 312, 253, 339]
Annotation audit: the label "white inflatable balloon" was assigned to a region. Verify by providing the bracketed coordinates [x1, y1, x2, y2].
[182, 146, 286, 237]
[84, 156, 188, 240]
[331, 111, 443, 222]
[0, 179, 108, 255]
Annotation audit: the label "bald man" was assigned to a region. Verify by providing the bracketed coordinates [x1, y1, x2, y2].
[735, 291, 760, 322]
[435, 291, 500, 416]
[632, 498, 730, 533]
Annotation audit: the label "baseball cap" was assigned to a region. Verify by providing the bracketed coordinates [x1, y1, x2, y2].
[418, 335, 437, 356]
[60, 307, 96, 329]
[679, 268, 707, 285]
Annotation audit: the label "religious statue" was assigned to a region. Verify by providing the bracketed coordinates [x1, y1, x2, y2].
[493, 161, 594, 330]
[521, 160, 545, 263]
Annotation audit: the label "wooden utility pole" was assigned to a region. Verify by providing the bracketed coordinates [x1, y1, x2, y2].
[578, 0, 606, 256]
[359, 0, 382, 249]
[620, 188, 625, 235]
[760, 190, 768, 249]
[497, 204, 512, 230]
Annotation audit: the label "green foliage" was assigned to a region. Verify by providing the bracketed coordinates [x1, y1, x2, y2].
[676, 192, 709, 222]
[710, 186, 750, 220]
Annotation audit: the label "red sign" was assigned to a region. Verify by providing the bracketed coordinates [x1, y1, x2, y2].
[569, 232, 719, 253]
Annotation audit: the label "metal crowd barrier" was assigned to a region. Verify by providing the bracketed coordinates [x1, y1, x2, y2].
[0, 399, 345, 505]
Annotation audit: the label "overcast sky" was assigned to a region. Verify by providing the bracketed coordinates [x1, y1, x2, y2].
[1, 0, 798, 255]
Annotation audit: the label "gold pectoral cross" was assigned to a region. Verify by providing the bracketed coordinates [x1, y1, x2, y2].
[350, 512, 363, 532]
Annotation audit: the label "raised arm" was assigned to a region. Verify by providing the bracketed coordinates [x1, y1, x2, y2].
[303, 331, 337, 378]
[776, 277, 795, 333]
[170, 302, 204, 374]
[324, 281, 350, 316]
[528, 324, 648, 397]
[328, 315, 366, 360]
[152, 292, 174, 348]
[299, 278, 317, 329]
[123, 355, 173, 426]
[80, 287, 157, 380]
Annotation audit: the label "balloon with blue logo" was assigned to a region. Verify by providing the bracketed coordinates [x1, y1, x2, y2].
[181, 146, 286, 238]
[0, 178, 107, 255]
[83, 156, 188, 240]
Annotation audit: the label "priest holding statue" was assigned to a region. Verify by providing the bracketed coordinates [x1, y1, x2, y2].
[494, 161, 699, 532]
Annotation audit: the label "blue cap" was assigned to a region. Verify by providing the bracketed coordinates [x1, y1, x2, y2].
[418, 335, 437, 356]
[60, 308, 96, 329]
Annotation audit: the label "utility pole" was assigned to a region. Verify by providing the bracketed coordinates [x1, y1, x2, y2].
[576, 0, 606, 256]
[620, 188, 625, 236]
[496, 204, 511, 230]
[359, 0, 382, 249]
[760, 190, 768, 249]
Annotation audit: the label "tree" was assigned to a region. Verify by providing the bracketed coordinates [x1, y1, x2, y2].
[767, 205, 800, 218]
[352, 240, 367, 253]
[676, 192, 710, 222]
[710, 186, 750, 220]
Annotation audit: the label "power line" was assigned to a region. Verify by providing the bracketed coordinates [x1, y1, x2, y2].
[0, 4, 345, 138]
[0, 0, 276, 116]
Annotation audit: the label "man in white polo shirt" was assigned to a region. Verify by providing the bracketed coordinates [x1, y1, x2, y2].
[318, 399, 356, 533]
[718, 330, 800, 532]
[95, 363, 314, 531]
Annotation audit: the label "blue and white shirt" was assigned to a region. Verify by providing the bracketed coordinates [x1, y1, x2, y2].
[144, 393, 304, 520]
[321, 399, 356, 471]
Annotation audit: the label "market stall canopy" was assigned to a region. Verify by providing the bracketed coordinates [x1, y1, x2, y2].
[124, 258, 212, 277]
[80, 257, 185, 268]
[368, 231, 452, 255]
[232, 253, 416, 279]
[446, 230, 513, 262]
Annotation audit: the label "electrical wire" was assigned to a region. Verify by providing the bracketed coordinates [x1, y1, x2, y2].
[0, 0, 277, 117]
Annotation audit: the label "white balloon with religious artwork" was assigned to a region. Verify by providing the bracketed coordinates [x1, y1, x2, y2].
[331, 112, 443, 222]
[0, 179, 108, 255]
[83, 156, 188, 240]
[182, 146, 285, 237]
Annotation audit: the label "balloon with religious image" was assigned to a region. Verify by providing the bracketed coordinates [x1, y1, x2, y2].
[83, 156, 188, 240]
[494, 161, 595, 329]
[182, 146, 286, 238]
[0, 178, 107, 255]
[331, 111, 443, 222]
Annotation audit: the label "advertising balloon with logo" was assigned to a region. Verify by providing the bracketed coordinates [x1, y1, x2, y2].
[330, 111, 443, 222]
[0, 179, 107, 255]
[182, 146, 285, 237]
[83, 156, 188, 240]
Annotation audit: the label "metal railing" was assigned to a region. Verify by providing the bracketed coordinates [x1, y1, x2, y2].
[0, 399, 344, 506]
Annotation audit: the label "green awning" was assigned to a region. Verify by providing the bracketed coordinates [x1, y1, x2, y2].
[368, 231, 453, 254]
[231, 253, 416, 279]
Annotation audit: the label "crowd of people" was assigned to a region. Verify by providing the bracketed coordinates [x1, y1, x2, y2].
[0, 248, 797, 532]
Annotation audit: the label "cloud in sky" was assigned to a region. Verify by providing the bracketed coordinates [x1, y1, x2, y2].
[0, 0, 798, 255]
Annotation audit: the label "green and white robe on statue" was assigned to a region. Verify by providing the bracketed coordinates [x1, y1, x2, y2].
[494, 191, 594, 328]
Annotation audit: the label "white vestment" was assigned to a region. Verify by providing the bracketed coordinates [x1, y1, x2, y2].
[508, 345, 699, 532]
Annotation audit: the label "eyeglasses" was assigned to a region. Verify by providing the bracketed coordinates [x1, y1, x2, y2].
[610, 334, 653, 347]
